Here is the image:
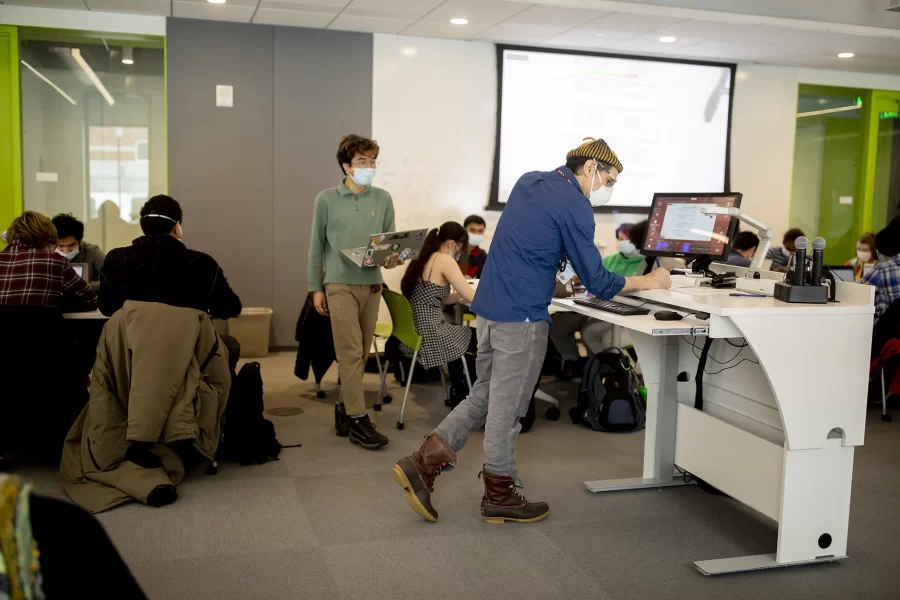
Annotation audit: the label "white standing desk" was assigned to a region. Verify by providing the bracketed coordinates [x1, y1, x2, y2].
[552, 277, 874, 575]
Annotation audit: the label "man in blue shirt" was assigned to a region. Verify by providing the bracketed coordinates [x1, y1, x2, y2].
[393, 138, 672, 524]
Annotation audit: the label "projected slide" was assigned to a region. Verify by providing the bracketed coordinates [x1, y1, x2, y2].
[496, 48, 732, 209]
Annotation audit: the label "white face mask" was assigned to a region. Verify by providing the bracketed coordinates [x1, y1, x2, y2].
[56, 247, 79, 261]
[858, 250, 872, 263]
[588, 166, 613, 207]
[781, 246, 791, 258]
[617, 240, 636, 256]
[468, 234, 484, 247]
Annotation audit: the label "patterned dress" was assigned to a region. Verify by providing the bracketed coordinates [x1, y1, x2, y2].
[400, 278, 472, 369]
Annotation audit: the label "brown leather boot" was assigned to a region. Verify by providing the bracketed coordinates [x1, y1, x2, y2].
[479, 468, 549, 524]
[393, 434, 456, 522]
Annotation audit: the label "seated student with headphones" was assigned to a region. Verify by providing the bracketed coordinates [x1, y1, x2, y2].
[400, 222, 476, 409]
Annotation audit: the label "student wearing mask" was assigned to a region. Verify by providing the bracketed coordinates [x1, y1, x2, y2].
[548, 220, 648, 370]
[400, 222, 476, 408]
[862, 218, 900, 321]
[767, 228, 805, 272]
[846, 232, 879, 281]
[51, 214, 106, 290]
[726, 231, 759, 268]
[463, 215, 488, 279]
[393, 137, 671, 524]
[0, 212, 97, 311]
[99, 195, 243, 375]
[308, 134, 401, 451]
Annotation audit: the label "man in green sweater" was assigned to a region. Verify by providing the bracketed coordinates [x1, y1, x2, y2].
[308, 135, 399, 450]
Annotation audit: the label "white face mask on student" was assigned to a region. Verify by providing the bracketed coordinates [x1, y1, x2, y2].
[617, 240, 636, 256]
[56, 247, 79, 261]
[588, 166, 613, 208]
[468, 234, 484, 247]
[858, 250, 872, 263]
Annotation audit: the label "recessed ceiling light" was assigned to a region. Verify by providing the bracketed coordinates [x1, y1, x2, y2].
[838, 52, 854, 58]
[207, 0, 226, 4]
[450, 18, 468, 25]
[659, 36, 676, 43]
[401, 46, 418, 58]
[595, 32, 606, 37]
[122, 46, 133, 65]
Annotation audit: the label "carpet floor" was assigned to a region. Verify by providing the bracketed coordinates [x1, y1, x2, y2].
[13, 351, 900, 599]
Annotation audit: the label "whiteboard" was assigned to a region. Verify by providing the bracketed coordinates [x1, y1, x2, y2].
[372, 35, 497, 231]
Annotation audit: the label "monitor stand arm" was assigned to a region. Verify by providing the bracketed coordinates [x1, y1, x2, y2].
[700, 206, 774, 278]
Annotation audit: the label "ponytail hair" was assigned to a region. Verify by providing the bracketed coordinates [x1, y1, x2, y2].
[400, 221, 469, 297]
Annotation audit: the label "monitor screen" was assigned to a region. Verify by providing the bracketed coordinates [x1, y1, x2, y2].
[492, 47, 734, 210]
[643, 193, 742, 258]
[72, 264, 84, 278]
[828, 266, 855, 283]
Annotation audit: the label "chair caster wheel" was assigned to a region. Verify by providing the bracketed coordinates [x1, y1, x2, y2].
[882, 414, 893, 422]
[316, 391, 326, 399]
[545, 407, 561, 421]
[383, 395, 392, 404]
[396, 421, 405, 430]
[374, 404, 382, 412]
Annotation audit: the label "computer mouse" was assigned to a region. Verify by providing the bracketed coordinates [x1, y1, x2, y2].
[654, 310, 683, 321]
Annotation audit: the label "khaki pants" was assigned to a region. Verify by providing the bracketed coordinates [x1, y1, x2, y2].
[325, 283, 381, 416]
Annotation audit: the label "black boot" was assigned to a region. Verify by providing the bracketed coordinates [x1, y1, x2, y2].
[334, 402, 350, 437]
[349, 414, 389, 450]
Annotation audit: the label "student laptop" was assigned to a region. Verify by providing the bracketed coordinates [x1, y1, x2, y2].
[827, 265, 855, 283]
[342, 229, 429, 268]
[71, 262, 90, 282]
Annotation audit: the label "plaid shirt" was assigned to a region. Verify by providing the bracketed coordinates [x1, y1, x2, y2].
[861, 254, 900, 320]
[0, 241, 97, 310]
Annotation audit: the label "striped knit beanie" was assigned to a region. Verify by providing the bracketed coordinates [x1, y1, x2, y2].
[566, 137, 623, 173]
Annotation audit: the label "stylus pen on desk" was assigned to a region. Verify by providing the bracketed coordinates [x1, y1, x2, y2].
[729, 293, 767, 297]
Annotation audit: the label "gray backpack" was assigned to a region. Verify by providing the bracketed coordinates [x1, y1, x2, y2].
[573, 348, 645, 433]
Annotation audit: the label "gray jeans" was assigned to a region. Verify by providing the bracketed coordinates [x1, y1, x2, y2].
[434, 316, 549, 485]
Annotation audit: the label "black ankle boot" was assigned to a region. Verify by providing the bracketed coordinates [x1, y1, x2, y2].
[349, 414, 388, 450]
[334, 402, 350, 437]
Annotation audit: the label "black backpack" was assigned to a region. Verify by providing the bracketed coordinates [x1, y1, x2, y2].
[570, 348, 645, 433]
[222, 362, 283, 465]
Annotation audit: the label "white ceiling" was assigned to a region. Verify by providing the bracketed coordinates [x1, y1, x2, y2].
[4, 0, 900, 74]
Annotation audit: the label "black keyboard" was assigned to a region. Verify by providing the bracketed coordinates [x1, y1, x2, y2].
[573, 297, 650, 316]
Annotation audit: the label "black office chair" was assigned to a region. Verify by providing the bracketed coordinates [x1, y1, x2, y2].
[0, 305, 87, 457]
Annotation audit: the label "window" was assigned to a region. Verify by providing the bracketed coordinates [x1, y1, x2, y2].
[19, 31, 165, 251]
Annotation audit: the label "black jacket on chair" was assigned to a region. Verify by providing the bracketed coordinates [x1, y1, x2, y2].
[294, 294, 335, 384]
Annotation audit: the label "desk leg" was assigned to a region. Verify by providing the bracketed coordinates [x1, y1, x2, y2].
[695, 442, 853, 575]
[584, 335, 689, 492]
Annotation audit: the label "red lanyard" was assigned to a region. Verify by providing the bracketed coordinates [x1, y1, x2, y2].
[556, 168, 571, 183]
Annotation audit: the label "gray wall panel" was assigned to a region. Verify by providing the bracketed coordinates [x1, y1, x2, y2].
[166, 18, 275, 321]
[167, 18, 373, 347]
[272, 27, 373, 345]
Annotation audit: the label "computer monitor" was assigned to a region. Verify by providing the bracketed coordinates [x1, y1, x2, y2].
[642, 193, 743, 268]
[71, 262, 89, 282]
[828, 266, 855, 283]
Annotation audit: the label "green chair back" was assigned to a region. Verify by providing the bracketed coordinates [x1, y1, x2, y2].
[382, 289, 422, 352]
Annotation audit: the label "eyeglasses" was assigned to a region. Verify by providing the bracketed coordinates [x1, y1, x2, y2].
[351, 159, 378, 168]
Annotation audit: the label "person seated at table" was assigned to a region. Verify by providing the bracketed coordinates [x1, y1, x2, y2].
[99, 195, 243, 372]
[862, 218, 900, 322]
[549, 220, 650, 374]
[400, 221, 476, 408]
[846, 232, 879, 281]
[463, 214, 488, 279]
[767, 227, 805, 272]
[0, 211, 97, 312]
[726, 231, 759, 268]
[52, 213, 106, 290]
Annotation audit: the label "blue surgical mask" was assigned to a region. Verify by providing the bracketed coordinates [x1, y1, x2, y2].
[56, 247, 79, 261]
[468, 234, 484, 247]
[351, 168, 376, 187]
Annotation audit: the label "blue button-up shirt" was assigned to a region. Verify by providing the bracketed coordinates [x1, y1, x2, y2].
[471, 166, 626, 323]
[862, 253, 900, 321]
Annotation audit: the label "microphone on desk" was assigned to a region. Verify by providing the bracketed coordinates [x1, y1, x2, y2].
[811, 237, 826, 286]
[793, 236, 808, 286]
